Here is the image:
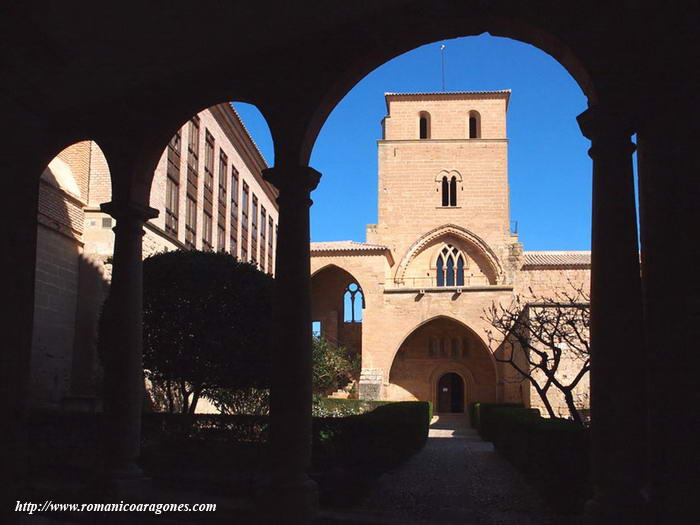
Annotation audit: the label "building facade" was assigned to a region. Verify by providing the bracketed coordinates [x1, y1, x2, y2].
[31, 103, 278, 410]
[310, 91, 590, 416]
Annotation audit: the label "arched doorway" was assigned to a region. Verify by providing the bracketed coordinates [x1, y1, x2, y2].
[437, 372, 464, 413]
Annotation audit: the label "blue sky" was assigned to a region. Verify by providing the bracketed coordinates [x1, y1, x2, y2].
[235, 35, 598, 250]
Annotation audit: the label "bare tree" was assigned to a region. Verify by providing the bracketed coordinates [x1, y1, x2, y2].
[483, 283, 590, 425]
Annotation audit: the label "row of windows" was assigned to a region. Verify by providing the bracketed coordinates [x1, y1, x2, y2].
[165, 116, 275, 272]
[419, 110, 481, 139]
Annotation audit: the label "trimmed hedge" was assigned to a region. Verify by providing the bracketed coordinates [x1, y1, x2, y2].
[313, 398, 390, 416]
[25, 402, 431, 507]
[485, 407, 591, 512]
[312, 401, 431, 470]
[471, 402, 524, 437]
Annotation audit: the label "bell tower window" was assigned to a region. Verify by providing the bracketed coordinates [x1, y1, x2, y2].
[441, 175, 458, 207]
[468, 110, 481, 138]
[419, 111, 431, 139]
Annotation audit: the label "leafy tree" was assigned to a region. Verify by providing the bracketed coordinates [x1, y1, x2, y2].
[483, 284, 590, 425]
[137, 250, 273, 413]
[206, 387, 270, 415]
[207, 336, 360, 414]
[312, 336, 358, 395]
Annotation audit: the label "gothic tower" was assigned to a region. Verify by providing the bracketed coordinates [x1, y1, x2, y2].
[367, 91, 520, 287]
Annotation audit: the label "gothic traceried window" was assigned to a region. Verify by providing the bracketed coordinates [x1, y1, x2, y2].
[436, 244, 466, 287]
[343, 282, 365, 322]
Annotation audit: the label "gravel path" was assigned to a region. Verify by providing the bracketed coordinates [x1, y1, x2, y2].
[346, 414, 581, 525]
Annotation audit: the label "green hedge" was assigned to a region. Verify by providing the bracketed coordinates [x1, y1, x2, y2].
[312, 401, 431, 470]
[471, 402, 524, 436]
[313, 398, 390, 417]
[486, 407, 591, 512]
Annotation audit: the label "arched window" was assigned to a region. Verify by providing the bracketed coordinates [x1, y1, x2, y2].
[440, 173, 459, 207]
[468, 110, 481, 139]
[436, 244, 466, 287]
[343, 282, 365, 322]
[419, 111, 430, 139]
[436, 255, 444, 286]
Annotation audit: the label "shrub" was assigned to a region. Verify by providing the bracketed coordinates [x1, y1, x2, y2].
[487, 407, 591, 513]
[312, 336, 359, 395]
[312, 397, 389, 417]
[206, 388, 270, 415]
[98, 250, 274, 414]
[473, 402, 524, 437]
[313, 401, 431, 470]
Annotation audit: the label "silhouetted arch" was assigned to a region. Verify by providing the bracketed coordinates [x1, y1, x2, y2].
[298, 14, 597, 164]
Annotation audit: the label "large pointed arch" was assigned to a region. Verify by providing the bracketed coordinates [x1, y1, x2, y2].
[388, 314, 498, 380]
[394, 224, 504, 285]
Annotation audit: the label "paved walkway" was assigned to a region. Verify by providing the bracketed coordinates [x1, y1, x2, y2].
[321, 414, 582, 525]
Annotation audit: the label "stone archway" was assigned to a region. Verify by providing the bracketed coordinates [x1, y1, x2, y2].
[310, 264, 365, 355]
[388, 316, 497, 407]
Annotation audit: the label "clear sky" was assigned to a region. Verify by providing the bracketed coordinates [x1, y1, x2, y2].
[235, 34, 597, 250]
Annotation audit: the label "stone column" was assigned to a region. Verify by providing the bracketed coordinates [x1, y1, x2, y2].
[636, 100, 700, 523]
[577, 106, 647, 523]
[0, 152, 43, 525]
[100, 200, 158, 483]
[261, 165, 321, 523]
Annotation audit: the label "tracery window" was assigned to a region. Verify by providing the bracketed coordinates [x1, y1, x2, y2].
[343, 282, 365, 322]
[436, 244, 465, 287]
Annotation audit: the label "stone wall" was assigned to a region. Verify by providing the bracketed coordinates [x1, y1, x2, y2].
[31, 226, 81, 407]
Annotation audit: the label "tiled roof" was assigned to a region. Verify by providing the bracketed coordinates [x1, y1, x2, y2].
[310, 240, 388, 253]
[385, 90, 511, 96]
[522, 251, 591, 267]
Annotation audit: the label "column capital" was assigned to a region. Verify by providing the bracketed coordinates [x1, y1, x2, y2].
[577, 105, 636, 141]
[101, 200, 159, 223]
[578, 105, 636, 158]
[262, 166, 322, 194]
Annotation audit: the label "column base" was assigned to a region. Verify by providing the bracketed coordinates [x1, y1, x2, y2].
[584, 491, 650, 525]
[256, 475, 318, 524]
[358, 368, 383, 400]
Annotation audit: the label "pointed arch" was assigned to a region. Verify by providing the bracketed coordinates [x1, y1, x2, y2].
[388, 314, 499, 385]
[394, 224, 504, 285]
